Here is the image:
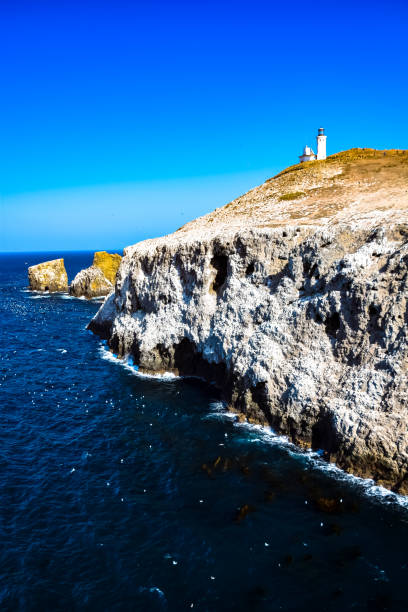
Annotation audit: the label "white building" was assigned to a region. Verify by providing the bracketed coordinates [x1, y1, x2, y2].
[299, 127, 327, 163]
[299, 145, 316, 163]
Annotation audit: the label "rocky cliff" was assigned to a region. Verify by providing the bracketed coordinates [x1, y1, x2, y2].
[89, 149, 408, 493]
[70, 251, 122, 298]
[28, 258, 68, 292]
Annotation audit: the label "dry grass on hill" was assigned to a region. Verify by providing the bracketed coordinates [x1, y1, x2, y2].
[176, 149, 408, 235]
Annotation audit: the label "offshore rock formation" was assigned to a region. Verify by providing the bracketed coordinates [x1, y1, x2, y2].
[69, 266, 113, 299]
[28, 258, 68, 292]
[89, 149, 408, 493]
[70, 251, 122, 299]
[92, 251, 122, 284]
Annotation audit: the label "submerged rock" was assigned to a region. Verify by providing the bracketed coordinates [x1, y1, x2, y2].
[88, 149, 408, 494]
[70, 251, 121, 299]
[28, 259, 68, 292]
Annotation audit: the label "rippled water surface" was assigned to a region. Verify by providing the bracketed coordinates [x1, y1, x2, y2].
[1, 252, 408, 611]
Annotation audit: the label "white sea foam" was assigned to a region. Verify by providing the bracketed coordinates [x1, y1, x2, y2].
[227, 418, 408, 510]
[138, 586, 166, 602]
[59, 293, 104, 302]
[208, 401, 227, 411]
[58, 293, 89, 301]
[98, 344, 179, 381]
[207, 404, 408, 510]
[25, 289, 72, 299]
[204, 408, 236, 421]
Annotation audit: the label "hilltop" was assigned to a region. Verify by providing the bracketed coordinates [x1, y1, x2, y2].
[176, 148, 408, 236]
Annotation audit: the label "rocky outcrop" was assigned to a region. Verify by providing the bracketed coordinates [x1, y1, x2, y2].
[89, 149, 408, 493]
[70, 251, 121, 298]
[69, 265, 113, 299]
[92, 251, 122, 284]
[28, 258, 68, 292]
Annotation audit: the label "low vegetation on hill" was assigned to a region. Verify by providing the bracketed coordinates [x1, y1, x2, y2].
[177, 148, 408, 236]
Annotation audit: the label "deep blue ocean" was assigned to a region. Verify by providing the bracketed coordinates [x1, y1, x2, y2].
[1, 252, 408, 611]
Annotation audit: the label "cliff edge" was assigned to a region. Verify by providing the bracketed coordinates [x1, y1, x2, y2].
[89, 149, 408, 493]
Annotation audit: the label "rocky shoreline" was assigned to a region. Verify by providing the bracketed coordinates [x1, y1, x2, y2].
[88, 150, 408, 494]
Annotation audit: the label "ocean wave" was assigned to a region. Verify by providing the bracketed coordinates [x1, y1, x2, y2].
[59, 294, 104, 302]
[24, 289, 71, 299]
[59, 294, 77, 300]
[61, 294, 88, 300]
[98, 344, 179, 381]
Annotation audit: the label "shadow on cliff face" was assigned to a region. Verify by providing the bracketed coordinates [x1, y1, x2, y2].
[265, 263, 290, 293]
[311, 410, 340, 457]
[174, 338, 228, 389]
[210, 254, 228, 294]
[324, 312, 341, 338]
[231, 380, 276, 428]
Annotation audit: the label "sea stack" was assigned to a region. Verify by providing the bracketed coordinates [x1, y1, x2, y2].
[69, 251, 122, 298]
[88, 149, 408, 493]
[28, 258, 68, 292]
[92, 251, 122, 284]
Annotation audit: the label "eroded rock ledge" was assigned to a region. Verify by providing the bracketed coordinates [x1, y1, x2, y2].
[89, 150, 408, 493]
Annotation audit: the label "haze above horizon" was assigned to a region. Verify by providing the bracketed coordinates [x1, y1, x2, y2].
[1, 0, 407, 251]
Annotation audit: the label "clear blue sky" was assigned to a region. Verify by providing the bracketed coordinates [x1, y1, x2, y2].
[1, 0, 407, 251]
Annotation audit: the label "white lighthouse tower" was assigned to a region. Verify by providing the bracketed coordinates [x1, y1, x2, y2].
[316, 127, 327, 160]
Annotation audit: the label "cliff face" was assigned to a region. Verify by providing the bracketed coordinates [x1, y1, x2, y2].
[89, 149, 408, 493]
[70, 251, 122, 298]
[28, 258, 68, 292]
